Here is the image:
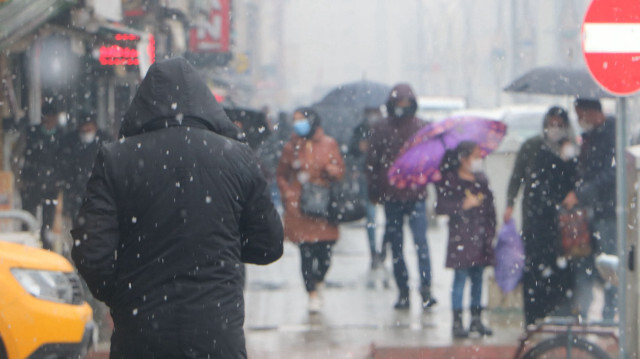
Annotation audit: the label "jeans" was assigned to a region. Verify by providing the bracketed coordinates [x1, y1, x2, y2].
[383, 200, 431, 292]
[452, 266, 485, 310]
[299, 241, 335, 292]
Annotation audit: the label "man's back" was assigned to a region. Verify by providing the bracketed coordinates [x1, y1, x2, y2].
[71, 58, 283, 359]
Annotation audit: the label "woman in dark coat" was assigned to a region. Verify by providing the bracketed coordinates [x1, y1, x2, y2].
[71, 58, 284, 359]
[436, 141, 496, 338]
[276, 107, 344, 314]
[504, 106, 577, 326]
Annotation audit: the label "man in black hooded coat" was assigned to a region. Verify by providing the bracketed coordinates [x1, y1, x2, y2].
[71, 58, 284, 358]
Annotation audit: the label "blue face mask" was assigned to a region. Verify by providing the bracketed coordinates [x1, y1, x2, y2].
[293, 119, 311, 137]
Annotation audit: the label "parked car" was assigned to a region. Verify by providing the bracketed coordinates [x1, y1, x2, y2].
[416, 96, 467, 123]
[0, 210, 93, 359]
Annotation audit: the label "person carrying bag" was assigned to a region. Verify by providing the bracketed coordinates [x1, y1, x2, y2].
[276, 107, 345, 314]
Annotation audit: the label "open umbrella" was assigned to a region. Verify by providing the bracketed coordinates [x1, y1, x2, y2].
[313, 80, 390, 146]
[224, 107, 271, 150]
[504, 66, 613, 99]
[388, 116, 507, 189]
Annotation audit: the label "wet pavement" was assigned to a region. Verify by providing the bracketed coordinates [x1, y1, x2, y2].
[85, 156, 615, 359]
[243, 212, 526, 359]
[88, 208, 612, 358]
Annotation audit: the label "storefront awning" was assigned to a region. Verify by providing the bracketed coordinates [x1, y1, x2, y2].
[0, 0, 77, 49]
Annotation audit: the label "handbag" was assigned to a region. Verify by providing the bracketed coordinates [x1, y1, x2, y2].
[299, 182, 331, 219]
[328, 167, 367, 224]
[557, 208, 592, 258]
[299, 170, 367, 223]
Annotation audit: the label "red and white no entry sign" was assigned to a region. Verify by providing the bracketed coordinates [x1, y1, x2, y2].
[582, 0, 640, 96]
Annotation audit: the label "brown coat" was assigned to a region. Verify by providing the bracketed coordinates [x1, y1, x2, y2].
[276, 128, 344, 243]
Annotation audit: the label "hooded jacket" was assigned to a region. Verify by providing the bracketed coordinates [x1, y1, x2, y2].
[365, 84, 428, 202]
[576, 117, 616, 221]
[71, 58, 283, 359]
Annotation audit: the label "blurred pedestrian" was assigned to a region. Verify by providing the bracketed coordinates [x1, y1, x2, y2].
[348, 107, 382, 270]
[436, 141, 496, 338]
[562, 98, 617, 321]
[504, 106, 577, 325]
[17, 100, 64, 250]
[71, 58, 284, 359]
[276, 107, 344, 314]
[366, 83, 437, 310]
[256, 111, 292, 215]
[59, 112, 112, 222]
[58, 111, 113, 340]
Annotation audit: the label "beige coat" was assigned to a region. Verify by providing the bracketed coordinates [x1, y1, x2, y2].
[276, 128, 344, 243]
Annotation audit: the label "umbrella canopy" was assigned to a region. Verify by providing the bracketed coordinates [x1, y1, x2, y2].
[388, 116, 507, 189]
[224, 107, 271, 150]
[313, 80, 390, 146]
[504, 66, 614, 99]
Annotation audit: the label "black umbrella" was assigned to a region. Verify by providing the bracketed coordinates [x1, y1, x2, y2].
[504, 66, 614, 99]
[313, 80, 390, 147]
[224, 107, 271, 150]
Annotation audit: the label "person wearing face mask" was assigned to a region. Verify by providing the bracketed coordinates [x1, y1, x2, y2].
[348, 107, 383, 272]
[16, 99, 65, 250]
[436, 141, 496, 338]
[366, 83, 438, 310]
[277, 107, 344, 314]
[59, 112, 112, 223]
[504, 106, 578, 326]
[562, 98, 617, 321]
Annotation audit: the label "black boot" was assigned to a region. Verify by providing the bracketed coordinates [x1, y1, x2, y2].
[420, 286, 438, 309]
[394, 289, 410, 310]
[469, 306, 493, 336]
[452, 309, 468, 338]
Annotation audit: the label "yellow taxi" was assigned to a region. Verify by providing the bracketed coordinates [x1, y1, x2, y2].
[0, 211, 93, 359]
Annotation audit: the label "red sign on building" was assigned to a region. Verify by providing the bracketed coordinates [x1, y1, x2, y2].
[189, 0, 231, 53]
[582, 0, 640, 95]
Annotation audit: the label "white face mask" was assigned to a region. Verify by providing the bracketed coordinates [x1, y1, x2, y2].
[80, 132, 96, 144]
[545, 126, 566, 142]
[470, 158, 483, 173]
[579, 118, 595, 132]
[562, 143, 578, 160]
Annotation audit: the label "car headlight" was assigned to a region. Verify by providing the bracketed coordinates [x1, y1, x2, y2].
[10, 268, 81, 304]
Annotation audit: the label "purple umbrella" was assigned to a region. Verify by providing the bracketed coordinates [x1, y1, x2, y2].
[388, 116, 507, 189]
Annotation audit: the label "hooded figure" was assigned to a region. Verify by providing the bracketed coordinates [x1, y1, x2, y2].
[504, 106, 577, 325]
[365, 84, 436, 310]
[366, 83, 426, 203]
[71, 58, 284, 359]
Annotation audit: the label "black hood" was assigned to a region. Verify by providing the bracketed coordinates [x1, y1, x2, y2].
[120, 58, 242, 140]
[385, 83, 418, 120]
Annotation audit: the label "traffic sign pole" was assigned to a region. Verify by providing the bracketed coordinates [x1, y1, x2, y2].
[615, 97, 628, 359]
[582, 1, 640, 358]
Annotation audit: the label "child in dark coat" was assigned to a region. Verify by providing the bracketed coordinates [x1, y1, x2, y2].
[436, 141, 496, 338]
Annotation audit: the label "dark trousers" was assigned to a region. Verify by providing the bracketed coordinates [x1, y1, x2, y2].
[299, 241, 335, 292]
[383, 200, 431, 292]
[21, 193, 57, 250]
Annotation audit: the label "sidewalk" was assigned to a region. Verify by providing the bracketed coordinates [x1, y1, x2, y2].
[243, 215, 526, 358]
[88, 213, 529, 359]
